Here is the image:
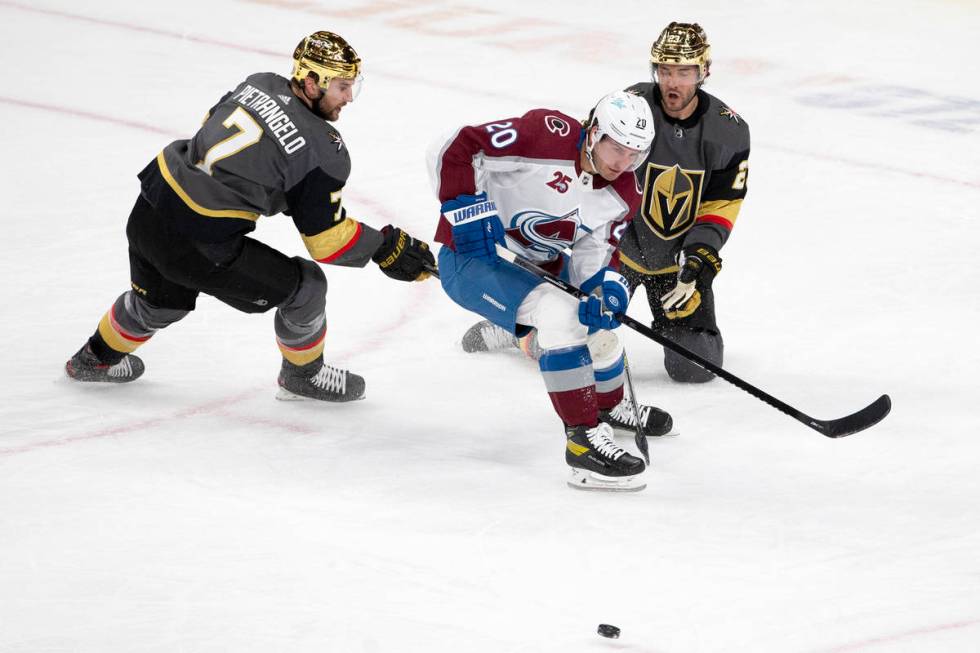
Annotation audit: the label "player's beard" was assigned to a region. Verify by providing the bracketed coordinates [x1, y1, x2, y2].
[660, 85, 698, 116]
[310, 91, 343, 122]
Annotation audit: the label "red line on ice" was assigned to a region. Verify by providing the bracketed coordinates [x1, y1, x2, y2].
[814, 617, 980, 652]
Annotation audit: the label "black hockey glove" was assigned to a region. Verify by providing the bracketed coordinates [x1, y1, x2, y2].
[660, 244, 722, 319]
[372, 225, 435, 282]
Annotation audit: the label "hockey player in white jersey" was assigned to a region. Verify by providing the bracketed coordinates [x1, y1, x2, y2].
[429, 91, 670, 491]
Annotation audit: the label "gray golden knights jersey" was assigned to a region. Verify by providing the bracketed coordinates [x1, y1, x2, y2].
[618, 83, 750, 274]
[139, 72, 382, 266]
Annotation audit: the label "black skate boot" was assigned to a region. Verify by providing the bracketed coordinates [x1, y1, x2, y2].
[276, 359, 365, 402]
[65, 344, 145, 383]
[600, 397, 674, 437]
[565, 422, 646, 492]
[460, 319, 517, 353]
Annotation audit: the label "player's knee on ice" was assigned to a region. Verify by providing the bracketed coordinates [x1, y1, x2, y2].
[662, 327, 723, 383]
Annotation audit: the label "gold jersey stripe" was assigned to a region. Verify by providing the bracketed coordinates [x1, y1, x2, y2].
[156, 152, 259, 220]
[697, 198, 743, 225]
[302, 218, 361, 262]
[619, 252, 679, 276]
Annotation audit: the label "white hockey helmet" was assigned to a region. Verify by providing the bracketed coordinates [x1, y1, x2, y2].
[585, 91, 656, 172]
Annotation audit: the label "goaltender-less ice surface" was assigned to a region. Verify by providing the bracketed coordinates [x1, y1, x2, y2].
[1, 1, 978, 651]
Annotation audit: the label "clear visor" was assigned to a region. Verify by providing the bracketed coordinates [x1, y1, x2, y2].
[593, 134, 650, 173]
[326, 73, 364, 100]
[651, 63, 705, 86]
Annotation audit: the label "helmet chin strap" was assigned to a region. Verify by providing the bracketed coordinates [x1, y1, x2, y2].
[583, 126, 599, 174]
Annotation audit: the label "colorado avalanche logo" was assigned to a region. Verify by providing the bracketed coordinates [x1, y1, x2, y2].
[505, 209, 580, 259]
[544, 115, 571, 137]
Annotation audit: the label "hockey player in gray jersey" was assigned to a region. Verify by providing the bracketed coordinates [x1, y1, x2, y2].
[618, 22, 750, 383]
[65, 31, 435, 401]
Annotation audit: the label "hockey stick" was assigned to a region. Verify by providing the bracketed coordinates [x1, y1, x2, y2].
[492, 246, 891, 439]
[622, 353, 650, 463]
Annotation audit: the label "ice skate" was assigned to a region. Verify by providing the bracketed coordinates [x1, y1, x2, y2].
[565, 422, 646, 492]
[276, 359, 365, 402]
[600, 397, 675, 437]
[460, 319, 517, 353]
[65, 344, 145, 383]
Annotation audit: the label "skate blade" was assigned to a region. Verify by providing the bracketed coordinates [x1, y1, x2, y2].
[276, 388, 307, 401]
[566, 468, 646, 492]
[275, 388, 365, 402]
[609, 425, 680, 438]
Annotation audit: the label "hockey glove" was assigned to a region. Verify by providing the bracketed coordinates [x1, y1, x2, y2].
[661, 244, 722, 318]
[442, 192, 505, 262]
[372, 225, 436, 282]
[578, 295, 621, 334]
[581, 267, 631, 315]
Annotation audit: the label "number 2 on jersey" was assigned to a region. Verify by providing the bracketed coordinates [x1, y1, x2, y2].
[196, 107, 263, 175]
[485, 121, 517, 149]
[731, 160, 749, 190]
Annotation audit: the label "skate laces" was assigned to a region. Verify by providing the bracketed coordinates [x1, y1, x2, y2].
[480, 324, 514, 350]
[586, 423, 626, 460]
[610, 398, 652, 428]
[311, 364, 348, 395]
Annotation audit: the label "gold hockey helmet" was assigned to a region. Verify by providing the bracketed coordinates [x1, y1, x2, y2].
[291, 31, 362, 90]
[650, 22, 711, 82]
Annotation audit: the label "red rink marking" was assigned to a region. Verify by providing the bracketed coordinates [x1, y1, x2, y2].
[813, 616, 980, 652]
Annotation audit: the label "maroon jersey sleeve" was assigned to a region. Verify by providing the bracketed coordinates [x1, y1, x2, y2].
[434, 108, 580, 202]
[433, 109, 582, 246]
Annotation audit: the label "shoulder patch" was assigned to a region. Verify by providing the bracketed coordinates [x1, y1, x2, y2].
[330, 132, 345, 152]
[719, 105, 741, 123]
[544, 114, 571, 137]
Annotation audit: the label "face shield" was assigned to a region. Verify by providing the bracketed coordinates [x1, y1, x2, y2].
[590, 132, 650, 174]
[651, 63, 705, 87]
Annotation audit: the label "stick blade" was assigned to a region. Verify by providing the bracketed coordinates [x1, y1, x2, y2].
[811, 394, 891, 438]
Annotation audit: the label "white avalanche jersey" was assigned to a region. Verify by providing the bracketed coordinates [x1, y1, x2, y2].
[430, 108, 642, 288]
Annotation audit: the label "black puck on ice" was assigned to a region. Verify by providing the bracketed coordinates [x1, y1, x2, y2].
[597, 623, 620, 639]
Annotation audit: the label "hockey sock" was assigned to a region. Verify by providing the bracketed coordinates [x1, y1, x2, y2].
[93, 293, 155, 363]
[275, 259, 327, 366]
[538, 344, 598, 427]
[594, 351, 625, 411]
[275, 314, 326, 366]
[90, 291, 188, 364]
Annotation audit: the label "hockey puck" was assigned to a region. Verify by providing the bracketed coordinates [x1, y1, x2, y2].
[597, 623, 620, 639]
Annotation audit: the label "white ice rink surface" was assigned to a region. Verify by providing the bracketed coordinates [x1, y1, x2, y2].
[2, 1, 979, 651]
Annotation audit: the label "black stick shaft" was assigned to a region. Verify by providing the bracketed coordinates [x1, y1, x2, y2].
[493, 246, 890, 438]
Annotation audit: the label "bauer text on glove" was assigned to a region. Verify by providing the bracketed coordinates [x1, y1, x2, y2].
[372, 225, 435, 282]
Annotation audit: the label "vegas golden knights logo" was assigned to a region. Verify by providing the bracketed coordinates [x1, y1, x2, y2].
[640, 163, 704, 240]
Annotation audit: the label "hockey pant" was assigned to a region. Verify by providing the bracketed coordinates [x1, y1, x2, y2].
[438, 247, 624, 427]
[620, 265, 723, 383]
[87, 194, 327, 366]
